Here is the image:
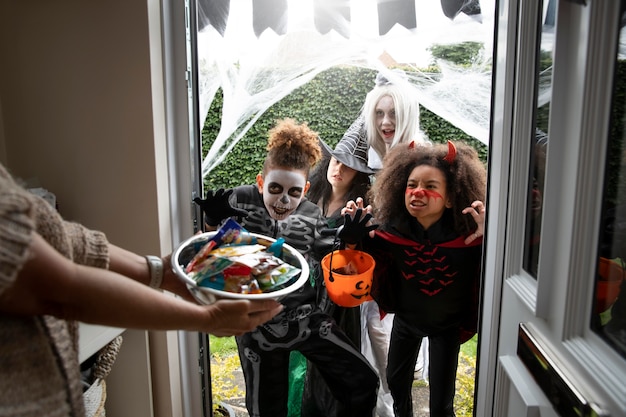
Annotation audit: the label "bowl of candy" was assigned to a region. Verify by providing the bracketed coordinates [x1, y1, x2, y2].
[172, 219, 310, 304]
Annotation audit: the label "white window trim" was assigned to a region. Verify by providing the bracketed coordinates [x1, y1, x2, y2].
[161, 0, 207, 416]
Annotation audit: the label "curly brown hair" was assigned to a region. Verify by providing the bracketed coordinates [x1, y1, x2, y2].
[369, 141, 487, 235]
[263, 118, 322, 177]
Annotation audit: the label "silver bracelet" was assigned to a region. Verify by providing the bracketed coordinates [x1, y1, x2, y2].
[145, 255, 164, 289]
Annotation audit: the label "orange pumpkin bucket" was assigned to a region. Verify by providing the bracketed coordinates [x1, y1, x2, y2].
[321, 249, 375, 307]
[595, 257, 625, 314]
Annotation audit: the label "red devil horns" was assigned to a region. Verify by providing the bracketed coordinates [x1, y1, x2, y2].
[408, 141, 416, 149]
[443, 140, 457, 164]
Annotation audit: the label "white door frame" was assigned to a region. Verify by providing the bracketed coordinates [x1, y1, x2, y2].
[476, 1, 626, 416]
[162, 0, 626, 416]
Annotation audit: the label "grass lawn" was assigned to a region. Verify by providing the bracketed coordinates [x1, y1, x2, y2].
[210, 335, 238, 356]
[461, 334, 478, 357]
[210, 333, 478, 358]
[210, 333, 478, 415]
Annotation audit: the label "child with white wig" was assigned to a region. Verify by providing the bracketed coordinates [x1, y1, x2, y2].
[362, 69, 427, 169]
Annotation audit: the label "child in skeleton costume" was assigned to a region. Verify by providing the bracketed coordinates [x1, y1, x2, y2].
[341, 141, 486, 417]
[194, 118, 378, 417]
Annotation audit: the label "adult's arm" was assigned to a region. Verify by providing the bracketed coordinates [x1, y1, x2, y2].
[0, 233, 282, 337]
[107, 244, 195, 301]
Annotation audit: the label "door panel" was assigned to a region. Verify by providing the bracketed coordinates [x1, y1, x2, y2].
[496, 356, 556, 417]
[478, 0, 626, 416]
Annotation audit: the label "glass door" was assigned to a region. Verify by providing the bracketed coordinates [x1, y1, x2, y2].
[477, 1, 626, 415]
[186, 1, 496, 416]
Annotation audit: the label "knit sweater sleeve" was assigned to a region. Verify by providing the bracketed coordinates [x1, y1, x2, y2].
[0, 179, 36, 296]
[62, 221, 109, 269]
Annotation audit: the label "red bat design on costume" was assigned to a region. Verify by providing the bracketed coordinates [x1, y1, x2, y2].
[439, 280, 454, 286]
[402, 271, 415, 280]
[418, 257, 432, 263]
[417, 268, 432, 275]
[420, 278, 435, 285]
[423, 247, 438, 256]
[435, 266, 449, 272]
[421, 288, 442, 296]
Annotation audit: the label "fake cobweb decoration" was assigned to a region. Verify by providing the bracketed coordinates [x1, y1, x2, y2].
[196, 0, 506, 178]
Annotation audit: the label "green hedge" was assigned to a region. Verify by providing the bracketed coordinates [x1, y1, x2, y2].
[201, 66, 488, 190]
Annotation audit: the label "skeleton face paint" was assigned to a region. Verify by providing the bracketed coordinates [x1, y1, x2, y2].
[259, 169, 308, 220]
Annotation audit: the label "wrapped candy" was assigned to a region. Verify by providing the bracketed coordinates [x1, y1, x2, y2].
[184, 222, 301, 294]
[185, 219, 256, 273]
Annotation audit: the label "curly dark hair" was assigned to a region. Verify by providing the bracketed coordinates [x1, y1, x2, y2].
[369, 141, 486, 235]
[308, 154, 371, 212]
[263, 118, 321, 177]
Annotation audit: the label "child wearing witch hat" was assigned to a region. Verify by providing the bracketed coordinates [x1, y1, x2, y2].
[296, 123, 375, 417]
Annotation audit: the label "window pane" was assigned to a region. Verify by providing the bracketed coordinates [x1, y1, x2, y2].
[523, 1, 554, 278]
[591, 5, 626, 360]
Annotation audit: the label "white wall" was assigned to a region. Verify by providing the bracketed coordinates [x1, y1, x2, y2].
[0, 1, 181, 416]
[0, 0, 164, 253]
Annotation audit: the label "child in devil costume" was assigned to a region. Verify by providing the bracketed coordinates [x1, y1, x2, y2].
[194, 118, 378, 417]
[341, 140, 486, 417]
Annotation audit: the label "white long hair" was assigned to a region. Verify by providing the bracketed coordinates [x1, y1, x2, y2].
[362, 72, 427, 163]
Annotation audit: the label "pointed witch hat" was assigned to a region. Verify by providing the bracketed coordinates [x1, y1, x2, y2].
[319, 116, 375, 175]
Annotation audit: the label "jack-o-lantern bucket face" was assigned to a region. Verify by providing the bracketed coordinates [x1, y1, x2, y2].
[321, 249, 375, 307]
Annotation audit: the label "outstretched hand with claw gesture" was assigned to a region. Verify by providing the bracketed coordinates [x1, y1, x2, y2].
[193, 188, 249, 227]
[462, 200, 486, 245]
[339, 197, 378, 246]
